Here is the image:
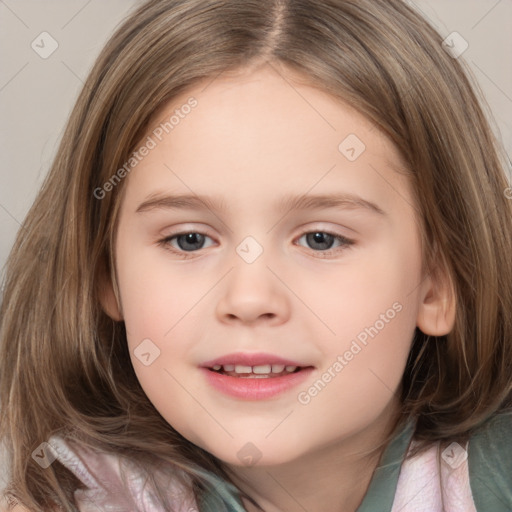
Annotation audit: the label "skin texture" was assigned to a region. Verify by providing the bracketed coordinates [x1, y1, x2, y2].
[101, 61, 455, 512]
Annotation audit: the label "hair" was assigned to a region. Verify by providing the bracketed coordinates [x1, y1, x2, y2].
[1, 0, 511, 509]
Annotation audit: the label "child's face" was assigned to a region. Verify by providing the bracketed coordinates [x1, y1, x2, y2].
[110, 62, 433, 467]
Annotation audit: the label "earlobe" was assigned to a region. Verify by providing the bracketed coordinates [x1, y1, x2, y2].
[416, 266, 456, 336]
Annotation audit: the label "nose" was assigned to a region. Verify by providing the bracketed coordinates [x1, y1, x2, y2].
[215, 256, 291, 326]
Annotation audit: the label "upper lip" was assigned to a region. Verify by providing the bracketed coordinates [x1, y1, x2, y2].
[200, 352, 311, 368]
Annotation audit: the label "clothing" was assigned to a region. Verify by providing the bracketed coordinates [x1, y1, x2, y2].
[357, 411, 512, 512]
[48, 412, 512, 512]
[46, 437, 200, 512]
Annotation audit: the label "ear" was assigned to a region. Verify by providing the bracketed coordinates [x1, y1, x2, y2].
[416, 259, 456, 336]
[97, 262, 124, 322]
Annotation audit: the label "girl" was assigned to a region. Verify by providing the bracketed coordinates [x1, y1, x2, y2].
[1, 0, 511, 510]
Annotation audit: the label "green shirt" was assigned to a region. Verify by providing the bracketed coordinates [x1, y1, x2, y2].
[468, 411, 512, 511]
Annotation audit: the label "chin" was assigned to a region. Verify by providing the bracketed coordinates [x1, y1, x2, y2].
[204, 439, 307, 468]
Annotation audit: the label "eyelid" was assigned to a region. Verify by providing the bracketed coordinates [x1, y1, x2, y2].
[293, 222, 356, 246]
[158, 221, 354, 239]
[157, 223, 356, 259]
[294, 230, 355, 255]
[157, 229, 214, 260]
[158, 223, 215, 239]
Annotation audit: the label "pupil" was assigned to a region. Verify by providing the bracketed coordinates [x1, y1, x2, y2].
[308, 232, 333, 250]
[179, 233, 204, 251]
[177, 232, 335, 252]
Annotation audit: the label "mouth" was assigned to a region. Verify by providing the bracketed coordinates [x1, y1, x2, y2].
[200, 353, 315, 399]
[207, 363, 307, 378]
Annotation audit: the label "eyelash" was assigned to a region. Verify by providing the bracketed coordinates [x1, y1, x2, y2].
[157, 229, 355, 259]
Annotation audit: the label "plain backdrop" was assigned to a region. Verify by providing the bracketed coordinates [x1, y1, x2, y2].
[0, 0, 511, 494]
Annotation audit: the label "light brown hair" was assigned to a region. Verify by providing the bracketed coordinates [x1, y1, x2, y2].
[1, 0, 511, 509]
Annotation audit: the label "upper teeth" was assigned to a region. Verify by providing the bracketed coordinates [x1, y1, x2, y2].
[211, 364, 298, 374]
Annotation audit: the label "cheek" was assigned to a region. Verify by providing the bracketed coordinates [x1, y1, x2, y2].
[293, 297, 417, 451]
[311, 230, 422, 401]
[116, 242, 200, 344]
[115, 245, 208, 406]
[317, 237, 421, 347]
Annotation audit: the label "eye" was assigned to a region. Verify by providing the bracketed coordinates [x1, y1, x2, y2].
[158, 229, 355, 259]
[295, 231, 354, 256]
[158, 231, 214, 258]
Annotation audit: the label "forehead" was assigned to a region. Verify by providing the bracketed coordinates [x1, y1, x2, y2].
[122, 63, 415, 220]
[147, 62, 403, 162]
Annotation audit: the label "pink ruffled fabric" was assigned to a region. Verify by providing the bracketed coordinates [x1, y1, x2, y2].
[391, 439, 476, 512]
[48, 436, 198, 512]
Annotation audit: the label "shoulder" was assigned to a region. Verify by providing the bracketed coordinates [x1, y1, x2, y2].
[47, 435, 200, 511]
[0, 496, 31, 512]
[468, 410, 512, 511]
[1, 503, 58, 512]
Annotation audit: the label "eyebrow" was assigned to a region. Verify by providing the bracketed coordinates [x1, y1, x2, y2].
[136, 192, 386, 216]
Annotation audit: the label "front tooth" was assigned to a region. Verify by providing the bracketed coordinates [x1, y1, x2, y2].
[234, 365, 252, 374]
[285, 365, 297, 372]
[223, 364, 235, 372]
[253, 364, 272, 374]
[271, 364, 285, 373]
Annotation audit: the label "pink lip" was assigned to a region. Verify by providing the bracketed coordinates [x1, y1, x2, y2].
[200, 366, 315, 400]
[200, 352, 307, 368]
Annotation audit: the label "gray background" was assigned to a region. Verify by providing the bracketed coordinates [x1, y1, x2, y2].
[1, 0, 511, 493]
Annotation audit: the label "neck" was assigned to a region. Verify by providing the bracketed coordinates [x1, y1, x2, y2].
[226, 400, 402, 512]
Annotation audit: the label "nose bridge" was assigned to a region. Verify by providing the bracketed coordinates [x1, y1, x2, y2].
[227, 232, 274, 295]
[215, 231, 290, 324]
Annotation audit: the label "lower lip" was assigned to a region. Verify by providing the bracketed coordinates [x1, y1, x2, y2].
[200, 367, 315, 400]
